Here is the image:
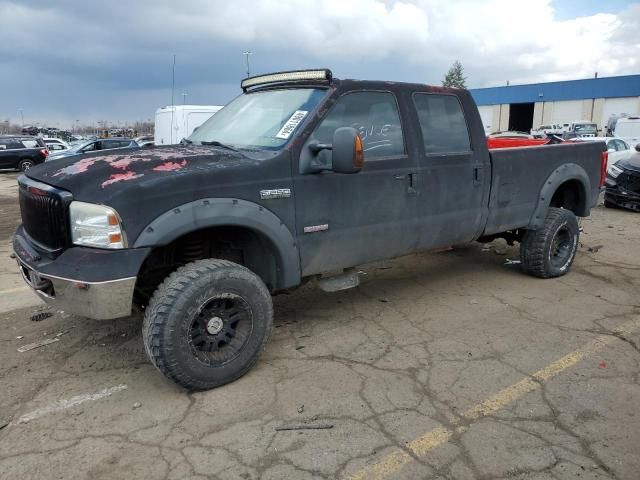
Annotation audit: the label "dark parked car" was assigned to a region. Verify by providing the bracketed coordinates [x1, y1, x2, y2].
[14, 69, 605, 390]
[0, 135, 48, 171]
[563, 121, 599, 139]
[48, 137, 139, 160]
[604, 144, 640, 211]
[21, 126, 39, 136]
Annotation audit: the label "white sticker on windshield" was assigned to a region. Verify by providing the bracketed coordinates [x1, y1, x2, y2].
[276, 110, 308, 139]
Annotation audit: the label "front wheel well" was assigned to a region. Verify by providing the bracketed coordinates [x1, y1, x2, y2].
[134, 226, 280, 307]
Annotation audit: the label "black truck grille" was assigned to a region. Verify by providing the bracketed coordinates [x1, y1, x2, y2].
[18, 178, 71, 251]
[617, 172, 640, 194]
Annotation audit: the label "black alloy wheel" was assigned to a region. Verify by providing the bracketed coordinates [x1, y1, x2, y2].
[189, 295, 253, 366]
[548, 225, 573, 270]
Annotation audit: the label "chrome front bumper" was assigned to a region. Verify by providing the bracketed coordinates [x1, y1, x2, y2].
[17, 260, 136, 320]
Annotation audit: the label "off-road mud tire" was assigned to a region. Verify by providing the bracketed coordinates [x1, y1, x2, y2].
[143, 259, 273, 390]
[520, 207, 580, 278]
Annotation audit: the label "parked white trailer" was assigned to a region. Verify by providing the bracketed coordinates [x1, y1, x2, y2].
[155, 105, 223, 145]
[614, 117, 640, 149]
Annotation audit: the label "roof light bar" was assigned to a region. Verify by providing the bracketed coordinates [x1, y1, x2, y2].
[241, 69, 332, 91]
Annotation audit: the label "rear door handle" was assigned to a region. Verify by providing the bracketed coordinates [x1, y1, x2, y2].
[473, 166, 483, 186]
[408, 173, 418, 194]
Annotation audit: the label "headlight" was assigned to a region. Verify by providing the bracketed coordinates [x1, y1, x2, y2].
[69, 201, 126, 249]
[607, 163, 623, 179]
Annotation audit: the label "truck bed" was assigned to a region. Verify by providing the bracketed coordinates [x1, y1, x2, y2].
[483, 141, 604, 235]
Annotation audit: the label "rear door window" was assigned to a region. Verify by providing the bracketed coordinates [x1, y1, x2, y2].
[104, 140, 130, 149]
[21, 139, 38, 148]
[413, 93, 471, 154]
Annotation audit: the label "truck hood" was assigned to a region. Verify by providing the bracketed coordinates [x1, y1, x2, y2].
[26, 145, 261, 196]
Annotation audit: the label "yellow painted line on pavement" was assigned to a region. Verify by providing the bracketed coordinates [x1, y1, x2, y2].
[347, 317, 640, 480]
[0, 286, 29, 295]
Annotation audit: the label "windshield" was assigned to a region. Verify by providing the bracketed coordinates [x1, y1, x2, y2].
[615, 122, 640, 138]
[575, 123, 597, 132]
[188, 88, 327, 150]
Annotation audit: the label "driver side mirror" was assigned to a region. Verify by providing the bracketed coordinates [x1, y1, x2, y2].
[308, 127, 364, 174]
[332, 127, 364, 174]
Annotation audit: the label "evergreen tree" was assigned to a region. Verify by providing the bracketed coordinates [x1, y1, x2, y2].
[442, 60, 467, 88]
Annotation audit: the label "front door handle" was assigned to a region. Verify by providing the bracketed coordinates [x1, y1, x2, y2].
[394, 173, 418, 194]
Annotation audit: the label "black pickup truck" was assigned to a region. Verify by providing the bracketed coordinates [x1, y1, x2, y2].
[13, 69, 606, 390]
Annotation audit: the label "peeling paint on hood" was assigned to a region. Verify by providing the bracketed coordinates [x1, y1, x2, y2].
[51, 146, 207, 178]
[152, 159, 188, 172]
[27, 145, 261, 195]
[102, 171, 145, 188]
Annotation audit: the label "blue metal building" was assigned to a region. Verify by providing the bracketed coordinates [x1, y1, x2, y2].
[468, 75, 640, 133]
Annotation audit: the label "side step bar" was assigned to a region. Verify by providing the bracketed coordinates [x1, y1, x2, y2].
[316, 269, 360, 292]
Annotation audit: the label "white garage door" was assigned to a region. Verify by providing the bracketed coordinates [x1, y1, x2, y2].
[477, 106, 494, 131]
[551, 100, 584, 125]
[600, 97, 639, 128]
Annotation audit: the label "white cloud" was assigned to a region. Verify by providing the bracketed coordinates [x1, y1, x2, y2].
[0, 0, 638, 124]
[182, 0, 640, 85]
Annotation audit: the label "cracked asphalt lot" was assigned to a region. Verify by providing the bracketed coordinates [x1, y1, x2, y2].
[1, 171, 639, 479]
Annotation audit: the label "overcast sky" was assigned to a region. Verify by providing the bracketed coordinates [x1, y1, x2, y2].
[1, 0, 639, 127]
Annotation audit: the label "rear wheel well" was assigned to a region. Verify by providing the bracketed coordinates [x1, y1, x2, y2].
[134, 226, 279, 307]
[549, 179, 586, 216]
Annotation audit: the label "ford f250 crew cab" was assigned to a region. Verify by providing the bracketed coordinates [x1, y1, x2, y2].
[13, 69, 606, 390]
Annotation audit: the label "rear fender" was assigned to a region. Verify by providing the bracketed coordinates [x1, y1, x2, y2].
[528, 163, 591, 230]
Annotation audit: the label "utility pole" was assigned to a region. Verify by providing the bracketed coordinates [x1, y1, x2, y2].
[19, 109, 24, 126]
[243, 51, 253, 78]
[170, 54, 176, 144]
[182, 92, 187, 105]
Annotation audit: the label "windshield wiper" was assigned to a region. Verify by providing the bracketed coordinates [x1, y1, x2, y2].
[200, 140, 238, 152]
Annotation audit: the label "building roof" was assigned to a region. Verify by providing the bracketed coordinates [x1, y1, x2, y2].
[469, 74, 640, 106]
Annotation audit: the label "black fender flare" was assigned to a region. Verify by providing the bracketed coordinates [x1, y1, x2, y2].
[528, 163, 591, 230]
[133, 198, 300, 289]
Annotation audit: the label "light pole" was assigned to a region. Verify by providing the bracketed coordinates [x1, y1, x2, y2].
[182, 92, 187, 105]
[243, 51, 253, 78]
[18, 109, 24, 127]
